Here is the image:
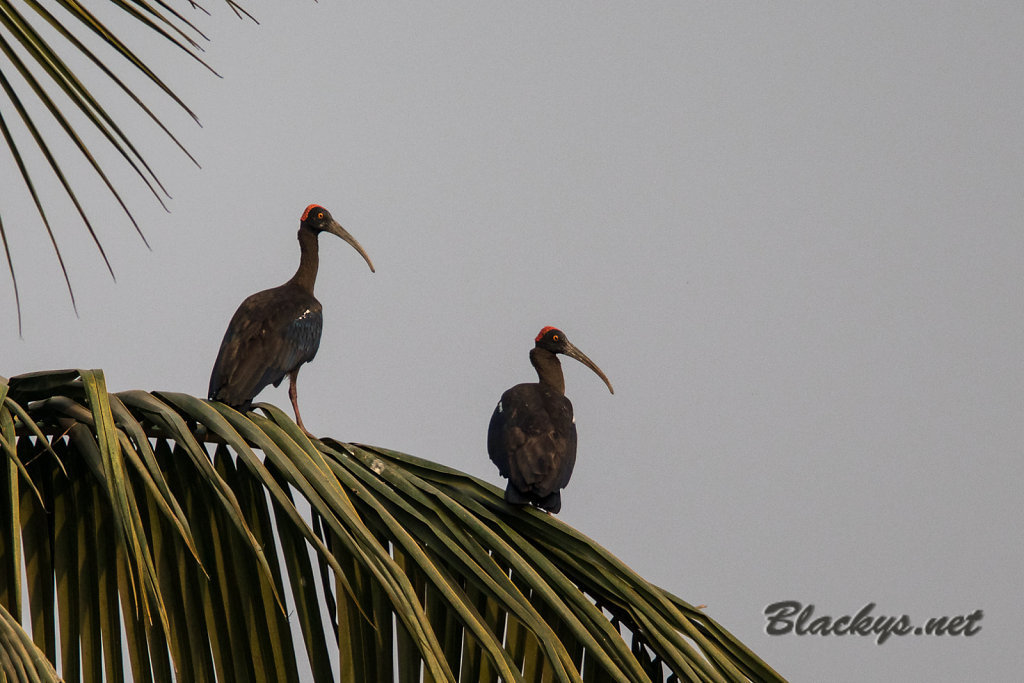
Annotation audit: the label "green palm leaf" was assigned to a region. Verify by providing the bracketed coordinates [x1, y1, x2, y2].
[0, 369, 786, 682]
[0, 0, 223, 333]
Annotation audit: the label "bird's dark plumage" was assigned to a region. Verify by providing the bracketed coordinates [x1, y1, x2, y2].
[208, 205, 373, 432]
[208, 286, 323, 409]
[487, 327, 613, 513]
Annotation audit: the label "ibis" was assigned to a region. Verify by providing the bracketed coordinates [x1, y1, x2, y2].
[487, 326, 613, 513]
[208, 204, 374, 434]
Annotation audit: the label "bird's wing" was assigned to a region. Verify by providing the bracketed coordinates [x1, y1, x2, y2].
[488, 384, 576, 497]
[209, 288, 322, 407]
[487, 392, 516, 478]
[489, 385, 543, 478]
[554, 398, 577, 489]
[276, 306, 323, 376]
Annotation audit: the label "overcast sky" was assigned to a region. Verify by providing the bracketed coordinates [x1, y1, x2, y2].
[3, 3, 1022, 681]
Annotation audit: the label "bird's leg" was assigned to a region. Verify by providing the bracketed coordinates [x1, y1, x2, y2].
[288, 370, 313, 437]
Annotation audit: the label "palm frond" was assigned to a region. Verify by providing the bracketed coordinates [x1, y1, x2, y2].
[0, 0, 231, 333]
[0, 369, 786, 682]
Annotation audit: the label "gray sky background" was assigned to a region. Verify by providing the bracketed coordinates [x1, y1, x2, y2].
[3, 3, 1021, 681]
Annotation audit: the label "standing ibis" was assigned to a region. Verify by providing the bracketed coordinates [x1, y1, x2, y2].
[208, 204, 374, 433]
[487, 326, 614, 513]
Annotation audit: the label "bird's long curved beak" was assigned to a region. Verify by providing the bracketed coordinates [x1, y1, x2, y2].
[327, 220, 375, 272]
[563, 341, 614, 394]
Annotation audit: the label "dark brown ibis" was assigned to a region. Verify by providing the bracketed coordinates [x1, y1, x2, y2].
[487, 326, 614, 513]
[208, 204, 374, 433]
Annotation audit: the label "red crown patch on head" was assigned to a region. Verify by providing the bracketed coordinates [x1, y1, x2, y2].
[536, 326, 559, 342]
[301, 204, 322, 222]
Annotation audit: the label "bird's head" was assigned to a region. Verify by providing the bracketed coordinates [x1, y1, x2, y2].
[534, 326, 614, 394]
[300, 204, 375, 272]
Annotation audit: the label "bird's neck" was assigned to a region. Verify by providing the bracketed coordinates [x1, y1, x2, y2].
[530, 348, 565, 394]
[288, 227, 320, 293]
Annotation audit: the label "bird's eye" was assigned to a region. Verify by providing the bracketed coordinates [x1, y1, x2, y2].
[552, 335, 559, 341]
[317, 212, 324, 219]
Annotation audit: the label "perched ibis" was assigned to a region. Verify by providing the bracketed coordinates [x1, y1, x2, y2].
[208, 204, 374, 433]
[487, 326, 614, 513]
